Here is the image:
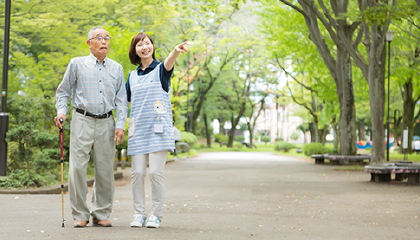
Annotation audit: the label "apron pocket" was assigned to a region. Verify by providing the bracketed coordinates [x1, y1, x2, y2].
[128, 117, 135, 138]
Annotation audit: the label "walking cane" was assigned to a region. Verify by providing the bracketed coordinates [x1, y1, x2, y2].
[59, 118, 65, 227]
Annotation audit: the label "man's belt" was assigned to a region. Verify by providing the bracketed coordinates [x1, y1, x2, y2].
[76, 108, 112, 119]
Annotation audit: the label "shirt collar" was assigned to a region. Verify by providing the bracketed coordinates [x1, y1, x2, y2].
[89, 53, 107, 67]
[136, 59, 159, 73]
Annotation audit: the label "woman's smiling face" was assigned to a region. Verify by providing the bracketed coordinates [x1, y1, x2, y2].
[136, 36, 154, 60]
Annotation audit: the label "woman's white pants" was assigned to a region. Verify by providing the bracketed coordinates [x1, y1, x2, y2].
[131, 150, 168, 219]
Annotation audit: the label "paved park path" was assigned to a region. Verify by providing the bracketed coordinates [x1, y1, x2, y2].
[0, 152, 419, 239]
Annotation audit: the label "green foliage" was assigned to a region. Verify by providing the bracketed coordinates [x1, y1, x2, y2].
[261, 136, 271, 144]
[290, 131, 300, 141]
[180, 132, 198, 147]
[239, 123, 248, 131]
[0, 169, 57, 189]
[274, 142, 296, 152]
[259, 1, 339, 138]
[193, 144, 204, 150]
[234, 135, 245, 142]
[303, 143, 327, 156]
[214, 134, 228, 143]
[5, 97, 62, 188]
[233, 142, 244, 149]
[357, 4, 420, 26]
[275, 137, 284, 142]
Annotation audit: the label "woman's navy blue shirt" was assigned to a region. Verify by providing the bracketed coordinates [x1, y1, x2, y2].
[125, 59, 173, 102]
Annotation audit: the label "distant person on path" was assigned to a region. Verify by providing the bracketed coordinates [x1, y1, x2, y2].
[54, 26, 127, 228]
[125, 32, 188, 228]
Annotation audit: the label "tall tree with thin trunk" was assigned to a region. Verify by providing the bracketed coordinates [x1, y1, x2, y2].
[261, 1, 357, 155]
[262, 0, 398, 162]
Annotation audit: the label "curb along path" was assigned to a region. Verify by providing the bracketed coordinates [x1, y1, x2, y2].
[0, 159, 175, 195]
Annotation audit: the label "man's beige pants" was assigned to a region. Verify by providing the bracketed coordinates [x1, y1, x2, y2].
[69, 111, 116, 221]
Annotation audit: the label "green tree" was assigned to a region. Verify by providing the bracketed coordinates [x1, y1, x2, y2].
[391, 14, 420, 153]
[5, 97, 61, 188]
[260, 0, 357, 155]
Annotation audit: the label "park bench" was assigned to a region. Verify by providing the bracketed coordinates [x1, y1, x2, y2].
[311, 154, 371, 164]
[219, 142, 257, 148]
[364, 162, 420, 185]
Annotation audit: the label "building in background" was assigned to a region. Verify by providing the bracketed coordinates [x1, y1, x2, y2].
[254, 102, 308, 143]
[210, 102, 309, 144]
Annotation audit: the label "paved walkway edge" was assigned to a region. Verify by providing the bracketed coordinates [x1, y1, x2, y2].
[0, 171, 123, 195]
[0, 159, 175, 195]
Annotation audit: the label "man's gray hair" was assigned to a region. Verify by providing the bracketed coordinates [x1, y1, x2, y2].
[88, 26, 108, 40]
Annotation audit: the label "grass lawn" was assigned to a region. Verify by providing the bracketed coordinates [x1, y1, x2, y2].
[389, 152, 420, 162]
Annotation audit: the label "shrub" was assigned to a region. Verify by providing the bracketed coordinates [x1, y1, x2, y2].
[180, 132, 198, 147]
[4, 97, 63, 188]
[274, 142, 296, 152]
[261, 136, 271, 144]
[234, 135, 245, 142]
[303, 143, 328, 156]
[233, 142, 244, 149]
[325, 144, 340, 154]
[275, 137, 284, 142]
[214, 134, 228, 143]
[193, 144, 204, 150]
[290, 131, 300, 141]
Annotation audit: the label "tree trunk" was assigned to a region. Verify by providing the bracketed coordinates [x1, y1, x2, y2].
[402, 81, 415, 153]
[227, 116, 235, 148]
[203, 112, 211, 148]
[301, 2, 357, 155]
[321, 126, 328, 145]
[400, 47, 419, 153]
[336, 47, 357, 155]
[332, 122, 339, 151]
[393, 111, 402, 148]
[358, 118, 365, 141]
[368, 23, 386, 163]
[227, 104, 247, 148]
[247, 96, 267, 149]
[219, 117, 225, 136]
[309, 122, 317, 143]
[309, 122, 324, 143]
[248, 122, 254, 148]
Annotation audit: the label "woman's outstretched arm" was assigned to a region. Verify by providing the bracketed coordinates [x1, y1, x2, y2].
[164, 41, 188, 71]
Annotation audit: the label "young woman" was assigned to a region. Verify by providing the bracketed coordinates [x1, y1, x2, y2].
[126, 32, 187, 228]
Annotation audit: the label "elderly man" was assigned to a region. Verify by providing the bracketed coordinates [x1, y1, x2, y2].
[54, 26, 127, 228]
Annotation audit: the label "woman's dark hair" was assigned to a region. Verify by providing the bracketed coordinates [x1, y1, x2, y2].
[129, 32, 155, 66]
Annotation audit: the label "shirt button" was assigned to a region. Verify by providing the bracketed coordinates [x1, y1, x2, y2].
[99, 80, 102, 82]
[99, 68, 102, 70]
[101, 103, 103, 104]
[100, 91, 102, 93]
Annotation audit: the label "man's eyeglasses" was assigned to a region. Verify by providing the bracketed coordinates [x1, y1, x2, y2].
[91, 36, 111, 42]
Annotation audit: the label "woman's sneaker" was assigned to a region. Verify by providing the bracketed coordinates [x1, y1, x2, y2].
[146, 214, 161, 228]
[130, 215, 146, 228]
